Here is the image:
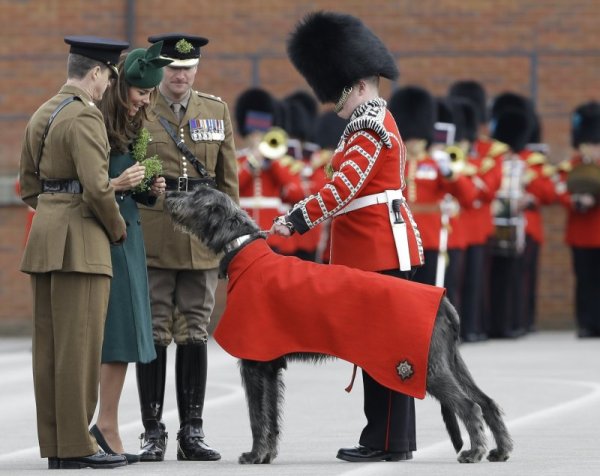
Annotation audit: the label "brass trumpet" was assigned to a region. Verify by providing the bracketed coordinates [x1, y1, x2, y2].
[446, 144, 466, 165]
[258, 127, 289, 160]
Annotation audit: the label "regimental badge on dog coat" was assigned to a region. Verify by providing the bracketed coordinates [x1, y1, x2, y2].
[214, 239, 445, 399]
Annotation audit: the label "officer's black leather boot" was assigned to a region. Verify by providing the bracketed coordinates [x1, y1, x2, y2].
[136, 344, 168, 462]
[175, 342, 221, 461]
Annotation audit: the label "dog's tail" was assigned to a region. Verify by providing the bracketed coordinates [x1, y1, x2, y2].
[441, 405, 463, 452]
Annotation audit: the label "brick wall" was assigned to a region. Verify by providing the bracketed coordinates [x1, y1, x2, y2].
[1, 0, 598, 329]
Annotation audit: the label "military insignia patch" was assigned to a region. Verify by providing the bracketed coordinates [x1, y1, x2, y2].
[396, 360, 414, 381]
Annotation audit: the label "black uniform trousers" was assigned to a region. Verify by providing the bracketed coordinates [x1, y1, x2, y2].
[460, 244, 486, 339]
[358, 268, 416, 453]
[571, 247, 600, 336]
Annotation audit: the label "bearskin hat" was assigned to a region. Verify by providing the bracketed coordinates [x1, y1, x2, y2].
[281, 96, 313, 141]
[529, 112, 542, 144]
[448, 97, 478, 143]
[491, 92, 542, 144]
[448, 80, 487, 125]
[571, 101, 600, 148]
[491, 109, 532, 153]
[287, 11, 399, 104]
[490, 92, 531, 119]
[234, 88, 278, 138]
[389, 86, 435, 145]
[314, 111, 347, 150]
[285, 90, 319, 121]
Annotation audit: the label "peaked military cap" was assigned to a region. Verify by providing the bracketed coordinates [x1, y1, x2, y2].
[64, 35, 129, 77]
[148, 33, 208, 67]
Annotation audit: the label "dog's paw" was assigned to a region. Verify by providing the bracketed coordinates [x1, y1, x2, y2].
[238, 452, 272, 464]
[457, 448, 485, 463]
[487, 448, 510, 462]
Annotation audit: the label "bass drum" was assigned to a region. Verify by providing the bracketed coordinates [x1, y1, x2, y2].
[566, 163, 600, 196]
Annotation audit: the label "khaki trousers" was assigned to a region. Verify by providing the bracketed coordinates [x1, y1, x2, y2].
[31, 272, 110, 458]
[147, 267, 218, 345]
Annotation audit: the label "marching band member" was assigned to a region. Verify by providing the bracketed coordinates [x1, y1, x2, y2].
[448, 80, 507, 341]
[389, 86, 477, 287]
[556, 101, 600, 337]
[234, 87, 304, 252]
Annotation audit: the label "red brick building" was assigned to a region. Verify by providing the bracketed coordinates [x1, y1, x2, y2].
[1, 0, 599, 331]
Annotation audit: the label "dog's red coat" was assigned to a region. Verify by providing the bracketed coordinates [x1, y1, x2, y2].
[214, 239, 445, 399]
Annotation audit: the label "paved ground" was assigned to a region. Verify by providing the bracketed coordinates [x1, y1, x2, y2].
[0, 331, 599, 475]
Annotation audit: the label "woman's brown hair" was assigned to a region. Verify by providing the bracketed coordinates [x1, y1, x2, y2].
[99, 54, 157, 153]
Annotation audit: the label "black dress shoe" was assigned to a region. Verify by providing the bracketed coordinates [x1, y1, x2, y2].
[59, 450, 127, 469]
[47, 457, 60, 469]
[139, 424, 168, 462]
[90, 424, 140, 464]
[337, 445, 413, 462]
[177, 424, 221, 461]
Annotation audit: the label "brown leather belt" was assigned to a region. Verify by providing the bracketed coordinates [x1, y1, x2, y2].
[41, 179, 83, 194]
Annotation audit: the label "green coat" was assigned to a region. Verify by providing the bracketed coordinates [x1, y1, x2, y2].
[101, 151, 157, 363]
[20, 84, 126, 276]
[139, 91, 239, 270]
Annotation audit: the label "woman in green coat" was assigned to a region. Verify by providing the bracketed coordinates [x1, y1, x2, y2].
[90, 43, 171, 462]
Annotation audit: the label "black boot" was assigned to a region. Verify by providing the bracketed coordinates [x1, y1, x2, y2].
[176, 342, 221, 461]
[136, 344, 168, 462]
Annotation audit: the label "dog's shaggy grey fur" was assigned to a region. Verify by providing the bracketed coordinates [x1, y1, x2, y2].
[164, 187, 513, 464]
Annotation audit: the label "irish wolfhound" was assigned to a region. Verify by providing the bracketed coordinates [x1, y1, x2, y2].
[164, 187, 513, 465]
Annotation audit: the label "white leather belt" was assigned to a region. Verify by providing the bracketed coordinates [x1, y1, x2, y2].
[239, 196, 283, 209]
[334, 189, 411, 271]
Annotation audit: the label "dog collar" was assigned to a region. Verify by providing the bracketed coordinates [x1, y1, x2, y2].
[223, 234, 253, 254]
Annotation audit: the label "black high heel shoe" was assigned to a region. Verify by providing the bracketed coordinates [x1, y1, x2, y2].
[90, 424, 141, 464]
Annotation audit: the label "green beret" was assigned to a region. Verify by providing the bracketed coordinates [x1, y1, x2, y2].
[124, 41, 172, 88]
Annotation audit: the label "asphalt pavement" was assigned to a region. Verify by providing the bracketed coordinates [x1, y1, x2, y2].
[0, 331, 599, 475]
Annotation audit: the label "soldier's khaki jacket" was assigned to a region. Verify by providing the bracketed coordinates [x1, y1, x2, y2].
[19, 84, 126, 277]
[140, 91, 239, 269]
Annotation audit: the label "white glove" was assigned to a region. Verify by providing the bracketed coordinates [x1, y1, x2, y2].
[432, 150, 452, 178]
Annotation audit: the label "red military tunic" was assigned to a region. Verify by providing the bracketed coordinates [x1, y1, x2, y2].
[404, 155, 478, 250]
[287, 98, 423, 271]
[461, 139, 507, 246]
[520, 150, 557, 244]
[214, 239, 445, 398]
[557, 154, 600, 247]
[237, 151, 305, 250]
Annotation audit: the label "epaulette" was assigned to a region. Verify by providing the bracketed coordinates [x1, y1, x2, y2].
[479, 157, 497, 174]
[278, 155, 303, 174]
[526, 152, 547, 166]
[542, 164, 556, 177]
[195, 91, 223, 103]
[488, 140, 509, 157]
[462, 163, 478, 177]
[558, 160, 573, 173]
[343, 99, 392, 148]
[279, 155, 293, 167]
[289, 161, 304, 175]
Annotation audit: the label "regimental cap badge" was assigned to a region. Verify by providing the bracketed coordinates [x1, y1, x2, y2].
[175, 39, 194, 54]
[396, 360, 414, 381]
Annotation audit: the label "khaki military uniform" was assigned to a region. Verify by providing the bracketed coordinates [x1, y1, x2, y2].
[140, 91, 238, 343]
[19, 84, 126, 458]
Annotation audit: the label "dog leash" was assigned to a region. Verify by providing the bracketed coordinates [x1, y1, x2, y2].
[345, 364, 358, 393]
